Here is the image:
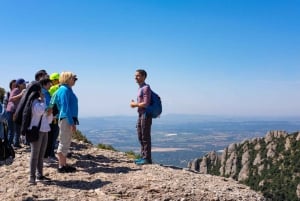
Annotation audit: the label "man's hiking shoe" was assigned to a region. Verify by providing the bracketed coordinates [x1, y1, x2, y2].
[36, 176, 51, 182]
[135, 159, 152, 165]
[134, 158, 143, 163]
[134, 158, 152, 164]
[58, 165, 76, 173]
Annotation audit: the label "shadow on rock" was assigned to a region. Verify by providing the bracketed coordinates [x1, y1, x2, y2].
[73, 153, 140, 174]
[70, 141, 89, 150]
[23, 198, 56, 201]
[47, 179, 111, 190]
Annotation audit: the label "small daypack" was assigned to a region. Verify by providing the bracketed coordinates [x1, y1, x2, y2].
[142, 85, 162, 118]
[146, 90, 162, 118]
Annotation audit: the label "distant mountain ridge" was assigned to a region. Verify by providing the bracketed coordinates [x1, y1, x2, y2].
[188, 130, 300, 200]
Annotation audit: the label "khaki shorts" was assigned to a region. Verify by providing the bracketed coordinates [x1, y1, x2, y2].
[57, 119, 72, 157]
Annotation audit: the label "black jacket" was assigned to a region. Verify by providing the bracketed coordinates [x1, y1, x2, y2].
[14, 81, 41, 135]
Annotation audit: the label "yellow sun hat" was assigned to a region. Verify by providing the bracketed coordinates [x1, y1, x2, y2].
[49, 72, 60, 81]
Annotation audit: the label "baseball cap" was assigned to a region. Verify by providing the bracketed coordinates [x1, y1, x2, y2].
[50, 72, 60, 81]
[16, 78, 29, 85]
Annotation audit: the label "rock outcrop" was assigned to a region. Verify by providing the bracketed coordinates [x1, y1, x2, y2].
[0, 140, 265, 201]
[188, 130, 300, 200]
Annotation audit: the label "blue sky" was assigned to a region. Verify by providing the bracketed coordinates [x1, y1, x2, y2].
[0, 0, 299, 117]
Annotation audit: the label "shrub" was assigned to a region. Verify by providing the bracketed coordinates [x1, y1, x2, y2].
[97, 143, 116, 151]
[125, 150, 141, 159]
[72, 130, 92, 144]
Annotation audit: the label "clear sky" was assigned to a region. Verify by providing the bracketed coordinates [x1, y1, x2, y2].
[0, 0, 299, 118]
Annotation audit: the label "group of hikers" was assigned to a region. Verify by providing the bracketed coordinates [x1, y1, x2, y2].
[0, 68, 157, 185]
[0, 69, 79, 185]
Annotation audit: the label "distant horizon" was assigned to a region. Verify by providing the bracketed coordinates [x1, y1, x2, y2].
[79, 113, 300, 121]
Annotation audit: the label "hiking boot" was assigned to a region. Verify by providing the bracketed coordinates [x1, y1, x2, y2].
[135, 159, 151, 165]
[36, 176, 51, 182]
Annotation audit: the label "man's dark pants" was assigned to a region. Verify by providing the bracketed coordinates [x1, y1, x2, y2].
[137, 114, 152, 161]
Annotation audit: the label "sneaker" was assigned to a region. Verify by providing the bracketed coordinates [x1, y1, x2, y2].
[36, 176, 51, 182]
[49, 156, 58, 162]
[43, 158, 51, 167]
[134, 158, 143, 163]
[28, 180, 36, 185]
[58, 165, 76, 173]
[58, 166, 68, 173]
[135, 159, 151, 165]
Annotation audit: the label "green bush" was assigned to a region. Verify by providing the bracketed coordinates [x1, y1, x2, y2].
[96, 143, 117, 151]
[72, 130, 92, 144]
[125, 150, 141, 159]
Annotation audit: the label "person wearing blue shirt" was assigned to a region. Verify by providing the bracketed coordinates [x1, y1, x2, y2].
[39, 78, 54, 164]
[50, 71, 78, 173]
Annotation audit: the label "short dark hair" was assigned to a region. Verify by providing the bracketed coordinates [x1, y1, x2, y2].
[35, 69, 48, 81]
[136, 69, 147, 78]
[39, 77, 51, 86]
[9, 79, 16, 90]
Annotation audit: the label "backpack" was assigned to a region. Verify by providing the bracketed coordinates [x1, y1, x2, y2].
[0, 121, 15, 165]
[142, 85, 162, 118]
[3, 91, 10, 110]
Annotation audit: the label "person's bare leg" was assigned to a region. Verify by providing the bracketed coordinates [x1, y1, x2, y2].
[57, 152, 66, 167]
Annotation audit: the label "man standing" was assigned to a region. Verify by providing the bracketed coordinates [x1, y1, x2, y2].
[130, 69, 152, 165]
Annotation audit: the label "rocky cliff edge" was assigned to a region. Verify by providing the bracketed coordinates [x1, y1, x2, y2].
[0, 140, 265, 201]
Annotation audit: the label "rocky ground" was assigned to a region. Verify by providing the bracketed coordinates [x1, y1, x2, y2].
[0, 140, 266, 201]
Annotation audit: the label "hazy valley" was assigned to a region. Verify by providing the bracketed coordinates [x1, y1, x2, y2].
[78, 115, 300, 168]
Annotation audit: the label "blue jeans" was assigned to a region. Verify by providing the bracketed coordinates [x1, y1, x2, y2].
[7, 112, 15, 145]
[7, 112, 21, 146]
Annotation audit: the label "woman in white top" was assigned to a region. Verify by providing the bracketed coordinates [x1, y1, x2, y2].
[26, 83, 53, 185]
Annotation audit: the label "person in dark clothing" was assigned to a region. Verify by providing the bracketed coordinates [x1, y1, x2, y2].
[130, 69, 153, 165]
